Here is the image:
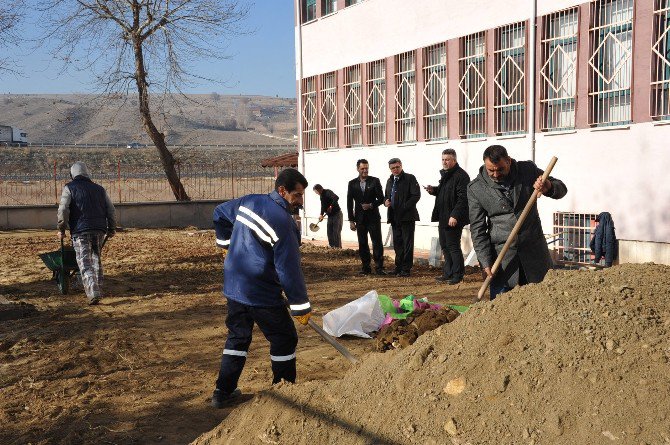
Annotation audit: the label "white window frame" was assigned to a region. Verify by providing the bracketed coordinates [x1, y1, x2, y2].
[652, 0, 670, 120]
[365, 59, 386, 145]
[394, 51, 416, 143]
[344, 65, 362, 147]
[319, 72, 338, 149]
[301, 76, 317, 150]
[422, 43, 448, 141]
[494, 21, 527, 135]
[459, 32, 487, 138]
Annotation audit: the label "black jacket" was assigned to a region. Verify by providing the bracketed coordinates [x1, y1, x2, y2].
[346, 176, 384, 223]
[66, 177, 112, 235]
[429, 163, 470, 227]
[590, 212, 617, 267]
[319, 189, 341, 216]
[384, 171, 421, 223]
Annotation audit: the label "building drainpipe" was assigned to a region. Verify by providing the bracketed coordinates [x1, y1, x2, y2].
[529, 0, 537, 163]
[296, 0, 307, 236]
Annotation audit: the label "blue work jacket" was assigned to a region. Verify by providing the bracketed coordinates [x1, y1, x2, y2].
[213, 190, 311, 316]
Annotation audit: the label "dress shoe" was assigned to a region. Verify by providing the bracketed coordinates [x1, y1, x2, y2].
[399, 271, 411, 277]
[448, 277, 463, 285]
[374, 269, 387, 276]
[435, 276, 450, 282]
[358, 268, 372, 275]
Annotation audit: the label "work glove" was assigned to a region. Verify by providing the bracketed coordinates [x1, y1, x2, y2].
[294, 312, 312, 326]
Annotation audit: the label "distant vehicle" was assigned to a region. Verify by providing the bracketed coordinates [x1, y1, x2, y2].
[126, 142, 147, 149]
[0, 125, 28, 147]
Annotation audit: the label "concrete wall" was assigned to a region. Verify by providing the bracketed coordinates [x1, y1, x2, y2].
[0, 200, 223, 230]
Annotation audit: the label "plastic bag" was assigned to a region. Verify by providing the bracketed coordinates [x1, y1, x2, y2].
[322, 290, 385, 338]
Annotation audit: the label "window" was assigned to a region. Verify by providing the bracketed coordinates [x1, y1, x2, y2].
[553, 212, 599, 266]
[494, 22, 526, 135]
[588, 0, 633, 126]
[301, 76, 317, 150]
[365, 59, 386, 145]
[540, 7, 579, 131]
[422, 43, 447, 140]
[344, 65, 362, 146]
[652, 0, 670, 120]
[346, 0, 362, 6]
[394, 51, 416, 143]
[302, 0, 316, 23]
[459, 32, 487, 138]
[319, 72, 338, 149]
[322, 0, 336, 15]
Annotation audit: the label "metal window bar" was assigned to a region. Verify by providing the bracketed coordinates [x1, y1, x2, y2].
[365, 59, 386, 145]
[553, 212, 601, 266]
[458, 32, 487, 138]
[494, 22, 527, 135]
[344, 65, 362, 146]
[588, 0, 633, 126]
[394, 51, 417, 143]
[321, 0, 336, 15]
[651, 0, 670, 120]
[540, 7, 579, 131]
[319, 72, 338, 149]
[422, 43, 448, 141]
[301, 76, 318, 150]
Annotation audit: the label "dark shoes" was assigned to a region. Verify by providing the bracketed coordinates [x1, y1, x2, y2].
[435, 276, 449, 282]
[358, 268, 372, 275]
[374, 269, 387, 276]
[211, 388, 241, 408]
[448, 277, 463, 285]
[88, 298, 100, 306]
[397, 271, 410, 277]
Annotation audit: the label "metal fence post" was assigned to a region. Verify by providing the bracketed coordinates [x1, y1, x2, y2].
[117, 161, 122, 203]
[231, 161, 235, 199]
[53, 160, 58, 204]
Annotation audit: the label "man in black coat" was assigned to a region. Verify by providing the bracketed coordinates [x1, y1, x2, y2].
[384, 158, 421, 277]
[346, 159, 386, 275]
[313, 184, 343, 248]
[425, 149, 470, 284]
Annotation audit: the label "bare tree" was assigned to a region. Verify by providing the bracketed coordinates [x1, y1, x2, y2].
[0, 1, 22, 75]
[40, 0, 249, 200]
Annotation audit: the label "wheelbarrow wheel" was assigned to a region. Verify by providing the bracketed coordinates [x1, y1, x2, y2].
[57, 268, 70, 295]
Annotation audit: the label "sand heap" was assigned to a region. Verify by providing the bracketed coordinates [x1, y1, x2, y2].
[194, 264, 670, 445]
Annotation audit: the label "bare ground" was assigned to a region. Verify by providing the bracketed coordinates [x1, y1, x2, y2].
[0, 229, 476, 445]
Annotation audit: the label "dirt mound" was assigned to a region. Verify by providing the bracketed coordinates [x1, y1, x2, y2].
[375, 307, 460, 351]
[193, 263, 670, 445]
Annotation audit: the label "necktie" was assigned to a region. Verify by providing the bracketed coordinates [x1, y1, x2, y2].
[390, 176, 398, 208]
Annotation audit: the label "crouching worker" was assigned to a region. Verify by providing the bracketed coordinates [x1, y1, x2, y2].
[211, 168, 312, 408]
[57, 162, 116, 305]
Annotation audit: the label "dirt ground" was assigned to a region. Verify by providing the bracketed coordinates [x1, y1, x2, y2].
[0, 229, 475, 445]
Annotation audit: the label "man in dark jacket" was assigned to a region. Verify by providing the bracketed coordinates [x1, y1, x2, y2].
[211, 168, 312, 408]
[468, 145, 567, 300]
[346, 159, 386, 275]
[384, 158, 421, 277]
[57, 162, 116, 305]
[313, 184, 343, 248]
[425, 149, 470, 284]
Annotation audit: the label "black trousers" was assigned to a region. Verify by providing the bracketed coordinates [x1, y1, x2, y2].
[438, 224, 465, 280]
[215, 299, 298, 394]
[327, 211, 343, 248]
[391, 221, 415, 274]
[356, 217, 384, 272]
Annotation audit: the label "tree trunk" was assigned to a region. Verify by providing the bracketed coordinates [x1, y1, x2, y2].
[132, 39, 189, 201]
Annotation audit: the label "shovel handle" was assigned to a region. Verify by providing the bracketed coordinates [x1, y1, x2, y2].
[476, 156, 558, 302]
[307, 319, 359, 364]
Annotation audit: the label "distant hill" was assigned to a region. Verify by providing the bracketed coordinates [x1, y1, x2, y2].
[0, 93, 297, 146]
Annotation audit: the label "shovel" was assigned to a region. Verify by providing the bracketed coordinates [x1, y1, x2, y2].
[309, 220, 321, 232]
[476, 156, 558, 302]
[307, 318, 359, 364]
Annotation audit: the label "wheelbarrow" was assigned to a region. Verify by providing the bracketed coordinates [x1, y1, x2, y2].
[39, 238, 79, 295]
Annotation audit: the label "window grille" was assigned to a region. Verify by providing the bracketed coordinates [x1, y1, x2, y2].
[459, 32, 487, 138]
[322, 0, 336, 15]
[365, 59, 386, 145]
[344, 65, 362, 146]
[553, 212, 599, 265]
[588, 0, 633, 126]
[301, 76, 317, 150]
[494, 22, 526, 135]
[422, 43, 447, 141]
[303, 0, 316, 23]
[652, 0, 670, 120]
[540, 7, 579, 131]
[319, 72, 338, 149]
[394, 51, 417, 143]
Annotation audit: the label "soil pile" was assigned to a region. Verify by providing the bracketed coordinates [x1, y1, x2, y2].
[194, 264, 670, 445]
[375, 307, 461, 351]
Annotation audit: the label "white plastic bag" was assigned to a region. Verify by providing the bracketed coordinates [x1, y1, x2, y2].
[322, 290, 385, 338]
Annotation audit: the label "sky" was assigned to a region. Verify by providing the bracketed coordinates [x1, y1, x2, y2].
[0, 1, 297, 98]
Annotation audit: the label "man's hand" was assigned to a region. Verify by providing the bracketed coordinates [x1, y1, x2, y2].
[294, 312, 312, 326]
[361, 203, 372, 210]
[318, 215, 324, 222]
[349, 221, 356, 231]
[534, 176, 552, 196]
[384, 199, 391, 208]
[57, 231, 66, 240]
[483, 267, 493, 278]
[423, 185, 434, 193]
[448, 217, 458, 227]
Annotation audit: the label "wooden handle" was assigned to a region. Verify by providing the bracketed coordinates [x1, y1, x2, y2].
[476, 156, 558, 301]
[308, 319, 359, 364]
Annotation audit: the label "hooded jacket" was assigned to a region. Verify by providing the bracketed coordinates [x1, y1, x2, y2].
[467, 159, 567, 288]
[213, 190, 311, 316]
[590, 212, 617, 267]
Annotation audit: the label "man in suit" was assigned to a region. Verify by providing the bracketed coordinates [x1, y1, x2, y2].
[384, 158, 421, 277]
[346, 159, 386, 275]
